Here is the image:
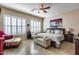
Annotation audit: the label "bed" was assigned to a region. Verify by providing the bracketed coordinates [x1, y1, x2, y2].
[35, 28, 65, 48]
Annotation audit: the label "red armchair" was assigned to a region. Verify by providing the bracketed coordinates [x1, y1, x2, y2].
[0, 37, 4, 55]
[0, 31, 14, 40]
[0, 31, 14, 55]
[0, 31, 5, 37]
[0, 31, 22, 50]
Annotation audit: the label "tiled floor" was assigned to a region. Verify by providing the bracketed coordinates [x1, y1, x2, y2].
[4, 39, 75, 55]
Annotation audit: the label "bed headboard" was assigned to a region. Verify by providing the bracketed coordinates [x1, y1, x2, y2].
[46, 28, 65, 34]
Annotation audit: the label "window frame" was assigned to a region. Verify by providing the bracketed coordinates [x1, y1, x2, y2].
[31, 20, 41, 33]
[3, 14, 26, 35]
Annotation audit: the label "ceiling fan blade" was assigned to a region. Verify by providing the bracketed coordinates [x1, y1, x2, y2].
[43, 6, 50, 9]
[43, 10, 47, 13]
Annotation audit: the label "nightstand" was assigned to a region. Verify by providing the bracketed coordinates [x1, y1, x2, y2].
[75, 37, 79, 55]
[65, 34, 74, 43]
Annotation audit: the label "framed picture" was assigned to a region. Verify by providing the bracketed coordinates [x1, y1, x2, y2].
[50, 18, 62, 27]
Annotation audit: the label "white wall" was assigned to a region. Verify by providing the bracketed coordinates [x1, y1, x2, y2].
[43, 17, 50, 31]
[44, 9, 79, 34]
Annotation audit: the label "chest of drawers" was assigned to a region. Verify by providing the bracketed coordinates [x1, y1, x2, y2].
[65, 34, 74, 43]
[75, 38, 79, 55]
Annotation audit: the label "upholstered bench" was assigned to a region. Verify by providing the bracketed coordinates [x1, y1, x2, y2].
[4, 38, 22, 48]
[34, 37, 51, 48]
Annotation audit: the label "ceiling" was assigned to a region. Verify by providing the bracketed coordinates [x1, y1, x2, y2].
[0, 3, 79, 18]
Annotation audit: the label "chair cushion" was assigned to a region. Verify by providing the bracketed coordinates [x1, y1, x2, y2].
[3, 35, 13, 40]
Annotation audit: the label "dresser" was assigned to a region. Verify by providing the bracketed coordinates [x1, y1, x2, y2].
[0, 38, 4, 55]
[65, 34, 74, 43]
[75, 37, 79, 55]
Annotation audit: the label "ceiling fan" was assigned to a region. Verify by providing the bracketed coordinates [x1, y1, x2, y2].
[31, 4, 51, 13]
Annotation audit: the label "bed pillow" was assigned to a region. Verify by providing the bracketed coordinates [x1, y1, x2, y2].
[46, 30, 50, 33]
[55, 30, 60, 34]
[50, 30, 55, 34]
[55, 30, 63, 34]
[50, 30, 63, 34]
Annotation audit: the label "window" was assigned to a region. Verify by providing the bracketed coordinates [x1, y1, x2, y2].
[4, 15, 11, 34]
[4, 15, 26, 35]
[31, 20, 41, 33]
[22, 19, 26, 33]
[12, 16, 17, 34]
[17, 18, 22, 34]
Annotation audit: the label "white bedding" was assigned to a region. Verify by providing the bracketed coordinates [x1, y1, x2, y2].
[36, 33, 64, 48]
